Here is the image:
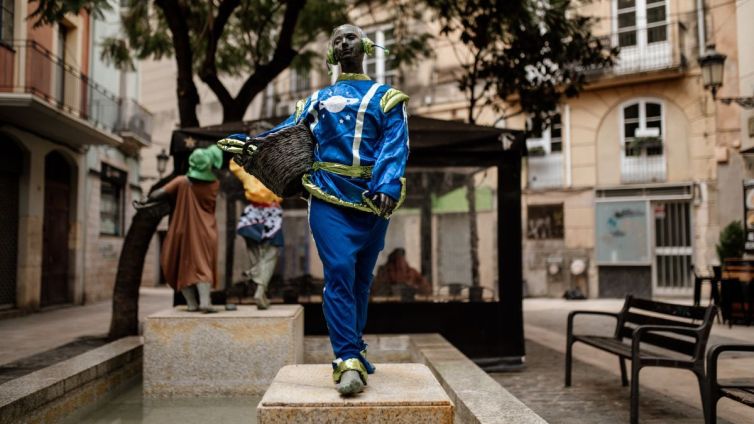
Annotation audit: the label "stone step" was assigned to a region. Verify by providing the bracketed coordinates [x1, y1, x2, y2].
[143, 305, 303, 397]
[257, 363, 453, 423]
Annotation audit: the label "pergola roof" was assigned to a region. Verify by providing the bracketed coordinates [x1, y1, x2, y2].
[170, 115, 522, 168]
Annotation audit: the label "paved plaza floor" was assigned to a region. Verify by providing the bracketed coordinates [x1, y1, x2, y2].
[515, 298, 754, 424]
[0, 294, 752, 423]
[0, 287, 173, 367]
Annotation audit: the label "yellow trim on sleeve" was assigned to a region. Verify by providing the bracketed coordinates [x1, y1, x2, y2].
[380, 88, 409, 114]
[294, 98, 307, 121]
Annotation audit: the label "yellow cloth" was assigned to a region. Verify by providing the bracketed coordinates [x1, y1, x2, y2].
[229, 160, 282, 205]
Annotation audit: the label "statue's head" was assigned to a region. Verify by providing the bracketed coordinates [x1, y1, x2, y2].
[327, 24, 376, 67]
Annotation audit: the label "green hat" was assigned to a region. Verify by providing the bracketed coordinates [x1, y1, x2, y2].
[187, 147, 220, 182]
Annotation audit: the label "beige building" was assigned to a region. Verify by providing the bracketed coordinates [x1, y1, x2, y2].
[521, 0, 745, 298]
[0, 0, 154, 312]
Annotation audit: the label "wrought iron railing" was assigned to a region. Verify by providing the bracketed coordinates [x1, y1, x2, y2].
[621, 153, 666, 183]
[584, 21, 689, 79]
[118, 97, 153, 143]
[0, 40, 121, 134]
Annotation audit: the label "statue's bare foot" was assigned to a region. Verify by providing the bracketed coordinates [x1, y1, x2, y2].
[336, 370, 364, 395]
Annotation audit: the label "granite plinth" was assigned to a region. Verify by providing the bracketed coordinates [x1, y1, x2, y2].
[143, 305, 303, 397]
[257, 363, 453, 423]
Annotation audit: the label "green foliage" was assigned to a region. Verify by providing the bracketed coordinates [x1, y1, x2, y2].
[30, 0, 430, 125]
[716, 221, 745, 262]
[29, 0, 112, 27]
[425, 0, 617, 128]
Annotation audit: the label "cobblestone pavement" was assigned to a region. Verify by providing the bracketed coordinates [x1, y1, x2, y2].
[511, 298, 754, 424]
[0, 287, 173, 367]
[492, 339, 728, 424]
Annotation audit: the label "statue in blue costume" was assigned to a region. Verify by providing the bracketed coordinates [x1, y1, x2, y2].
[218, 24, 409, 395]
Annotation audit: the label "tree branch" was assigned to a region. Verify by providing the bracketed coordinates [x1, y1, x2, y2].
[155, 0, 200, 127]
[199, 0, 241, 112]
[234, 0, 306, 112]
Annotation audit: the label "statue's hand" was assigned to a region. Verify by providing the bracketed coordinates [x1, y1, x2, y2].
[217, 133, 259, 157]
[371, 193, 397, 217]
[216, 136, 248, 155]
[132, 199, 149, 210]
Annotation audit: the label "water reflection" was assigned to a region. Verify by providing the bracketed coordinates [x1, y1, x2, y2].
[73, 381, 260, 424]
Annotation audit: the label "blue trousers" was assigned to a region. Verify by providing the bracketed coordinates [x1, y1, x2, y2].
[309, 197, 389, 370]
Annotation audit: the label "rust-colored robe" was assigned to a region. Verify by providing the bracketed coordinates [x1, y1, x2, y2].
[160, 176, 220, 290]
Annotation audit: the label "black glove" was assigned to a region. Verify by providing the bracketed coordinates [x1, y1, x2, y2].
[371, 193, 397, 217]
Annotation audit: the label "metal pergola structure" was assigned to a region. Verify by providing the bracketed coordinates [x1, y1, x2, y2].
[170, 115, 526, 362]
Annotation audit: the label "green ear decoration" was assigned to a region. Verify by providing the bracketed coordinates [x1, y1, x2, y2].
[362, 37, 376, 57]
[326, 47, 338, 65]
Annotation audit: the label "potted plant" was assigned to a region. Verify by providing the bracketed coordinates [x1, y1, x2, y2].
[716, 221, 745, 263]
[527, 146, 546, 157]
[627, 136, 662, 152]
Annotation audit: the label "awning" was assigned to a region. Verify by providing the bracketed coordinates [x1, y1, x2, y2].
[170, 115, 522, 169]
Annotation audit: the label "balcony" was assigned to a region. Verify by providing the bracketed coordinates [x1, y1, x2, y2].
[116, 98, 153, 155]
[621, 139, 666, 184]
[0, 40, 123, 147]
[527, 153, 564, 189]
[584, 22, 689, 83]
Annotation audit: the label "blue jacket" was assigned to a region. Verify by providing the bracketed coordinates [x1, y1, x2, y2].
[256, 73, 409, 216]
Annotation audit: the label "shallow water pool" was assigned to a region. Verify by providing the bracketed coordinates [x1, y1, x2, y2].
[71, 380, 261, 424]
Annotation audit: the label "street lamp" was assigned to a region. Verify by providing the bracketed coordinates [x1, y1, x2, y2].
[156, 149, 169, 178]
[699, 44, 754, 109]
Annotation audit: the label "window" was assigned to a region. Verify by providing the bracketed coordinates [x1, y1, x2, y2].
[364, 25, 397, 85]
[100, 164, 126, 236]
[622, 100, 663, 157]
[526, 113, 563, 156]
[290, 69, 310, 94]
[527, 204, 564, 239]
[0, 0, 13, 44]
[616, 0, 637, 47]
[615, 0, 667, 48]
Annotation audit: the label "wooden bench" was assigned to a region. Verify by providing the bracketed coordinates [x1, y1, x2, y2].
[565, 295, 716, 424]
[707, 344, 754, 424]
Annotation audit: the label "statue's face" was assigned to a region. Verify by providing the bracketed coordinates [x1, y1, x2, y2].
[332, 26, 364, 64]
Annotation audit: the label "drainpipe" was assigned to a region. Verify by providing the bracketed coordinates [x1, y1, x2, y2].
[564, 105, 572, 188]
[696, 0, 706, 56]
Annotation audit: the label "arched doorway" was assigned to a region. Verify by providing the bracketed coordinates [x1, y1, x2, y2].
[0, 139, 22, 309]
[41, 151, 72, 306]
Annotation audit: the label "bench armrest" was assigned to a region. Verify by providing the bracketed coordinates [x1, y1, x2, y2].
[631, 325, 703, 360]
[707, 344, 754, 387]
[567, 311, 620, 338]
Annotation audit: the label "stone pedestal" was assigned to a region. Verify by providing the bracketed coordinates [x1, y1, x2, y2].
[143, 305, 303, 397]
[257, 363, 453, 423]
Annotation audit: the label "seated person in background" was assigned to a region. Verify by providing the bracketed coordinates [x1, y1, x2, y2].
[373, 248, 432, 296]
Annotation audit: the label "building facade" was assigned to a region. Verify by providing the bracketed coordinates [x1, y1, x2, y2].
[0, 0, 154, 312]
[521, 0, 744, 298]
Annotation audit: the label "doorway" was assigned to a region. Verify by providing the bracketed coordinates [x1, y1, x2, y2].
[652, 200, 693, 295]
[0, 140, 22, 309]
[41, 151, 72, 306]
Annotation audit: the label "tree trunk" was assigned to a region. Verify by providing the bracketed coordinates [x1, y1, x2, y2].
[466, 174, 481, 292]
[420, 173, 433, 281]
[108, 198, 172, 339]
[108, 0, 199, 339]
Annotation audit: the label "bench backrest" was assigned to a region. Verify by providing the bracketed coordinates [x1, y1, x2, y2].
[614, 296, 715, 359]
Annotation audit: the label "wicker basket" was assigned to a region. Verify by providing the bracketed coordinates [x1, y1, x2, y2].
[243, 122, 314, 197]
